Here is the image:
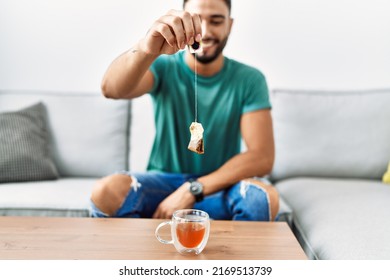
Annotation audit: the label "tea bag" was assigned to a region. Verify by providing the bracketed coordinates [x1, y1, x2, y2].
[188, 122, 204, 154]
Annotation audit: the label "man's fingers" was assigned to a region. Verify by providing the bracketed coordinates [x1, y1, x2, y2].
[191, 13, 202, 42]
[153, 206, 173, 219]
[166, 10, 202, 46]
[146, 9, 202, 55]
[180, 11, 196, 45]
[152, 208, 160, 219]
[159, 15, 186, 49]
[152, 21, 177, 48]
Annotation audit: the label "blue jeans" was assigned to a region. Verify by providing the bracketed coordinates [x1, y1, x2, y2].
[90, 171, 274, 221]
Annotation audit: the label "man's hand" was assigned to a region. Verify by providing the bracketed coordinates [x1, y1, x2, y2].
[140, 9, 202, 56]
[152, 182, 196, 219]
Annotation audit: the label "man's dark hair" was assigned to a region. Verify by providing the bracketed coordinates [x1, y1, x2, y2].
[183, 0, 231, 14]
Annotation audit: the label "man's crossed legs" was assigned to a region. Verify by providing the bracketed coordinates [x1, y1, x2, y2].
[90, 171, 279, 221]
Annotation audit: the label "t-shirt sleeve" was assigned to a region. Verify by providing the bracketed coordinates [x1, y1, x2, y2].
[242, 69, 271, 114]
[149, 55, 169, 95]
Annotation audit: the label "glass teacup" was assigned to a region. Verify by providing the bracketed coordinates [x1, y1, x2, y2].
[155, 209, 210, 255]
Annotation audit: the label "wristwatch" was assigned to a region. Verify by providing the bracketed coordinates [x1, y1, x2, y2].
[188, 179, 204, 202]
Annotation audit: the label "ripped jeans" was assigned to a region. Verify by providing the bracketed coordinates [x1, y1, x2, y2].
[90, 171, 273, 221]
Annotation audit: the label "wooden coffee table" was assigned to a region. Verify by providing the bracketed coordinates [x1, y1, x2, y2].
[0, 216, 306, 260]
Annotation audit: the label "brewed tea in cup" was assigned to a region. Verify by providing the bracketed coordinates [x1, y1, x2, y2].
[155, 209, 210, 255]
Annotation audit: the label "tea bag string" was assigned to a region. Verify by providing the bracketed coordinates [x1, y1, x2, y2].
[194, 53, 198, 123]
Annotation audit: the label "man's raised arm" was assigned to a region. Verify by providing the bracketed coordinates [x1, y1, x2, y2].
[101, 41, 157, 100]
[101, 9, 202, 100]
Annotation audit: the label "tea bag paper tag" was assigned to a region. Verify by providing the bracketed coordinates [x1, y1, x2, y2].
[189, 41, 203, 54]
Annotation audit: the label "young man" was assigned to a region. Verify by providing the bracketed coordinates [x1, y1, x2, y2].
[91, 0, 279, 220]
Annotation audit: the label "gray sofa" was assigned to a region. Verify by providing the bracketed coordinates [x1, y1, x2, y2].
[270, 89, 390, 260]
[0, 90, 131, 217]
[1, 89, 389, 260]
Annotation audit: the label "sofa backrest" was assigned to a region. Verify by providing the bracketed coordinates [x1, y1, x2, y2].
[128, 95, 155, 172]
[270, 89, 390, 181]
[0, 90, 131, 177]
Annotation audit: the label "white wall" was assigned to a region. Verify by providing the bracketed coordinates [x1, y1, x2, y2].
[229, 0, 390, 90]
[1, 0, 389, 170]
[0, 0, 390, 171]
[1, 0, 389, 92]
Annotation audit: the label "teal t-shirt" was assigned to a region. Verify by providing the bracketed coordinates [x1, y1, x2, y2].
[148, 51, 270, 175]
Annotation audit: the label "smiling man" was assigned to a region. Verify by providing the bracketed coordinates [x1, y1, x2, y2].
[91, 0, 279, 221]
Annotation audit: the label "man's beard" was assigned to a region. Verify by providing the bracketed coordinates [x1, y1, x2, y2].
[193, 36, 229, 64]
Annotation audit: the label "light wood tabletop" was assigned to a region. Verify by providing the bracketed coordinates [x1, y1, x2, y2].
[0, 216, 307, 260]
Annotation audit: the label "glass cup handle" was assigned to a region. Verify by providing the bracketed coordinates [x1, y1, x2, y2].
[155, 221, 174, 244]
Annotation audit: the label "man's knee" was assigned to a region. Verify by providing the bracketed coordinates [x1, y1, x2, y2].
[91, 174, 133, 216]
[243, 178, 280, 221]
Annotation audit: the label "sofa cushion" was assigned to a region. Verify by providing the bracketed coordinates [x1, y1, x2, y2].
[276, 177, 390, 259]
[270, 89, 390, 181]
[0, 91, 131, 177]
[0, 103, 59, 183]
[0, 178, 95, 217]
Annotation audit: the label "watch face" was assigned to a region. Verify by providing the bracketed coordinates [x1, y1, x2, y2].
[189, 181, 204, 202]
[190, 182, 202, 195]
